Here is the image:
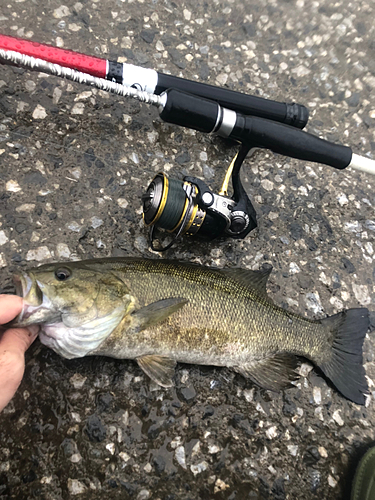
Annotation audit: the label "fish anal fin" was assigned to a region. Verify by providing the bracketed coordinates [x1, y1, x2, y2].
[221, 264, 272, 298]
[137, 355, 176, 387]
[235, 352, 299, 391]
[132, 297, 188, 332]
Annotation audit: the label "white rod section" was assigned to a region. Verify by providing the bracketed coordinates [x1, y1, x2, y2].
[348, 153, 375, 176]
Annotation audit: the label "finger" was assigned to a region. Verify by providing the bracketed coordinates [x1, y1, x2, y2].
[0, 326, 39, 354]
[0, 348, 25, 412]
[0, 295, 23, 324]
[0, 327, 39, 412]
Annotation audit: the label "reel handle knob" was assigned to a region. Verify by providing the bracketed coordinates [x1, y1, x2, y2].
[228, 211, 250, 235]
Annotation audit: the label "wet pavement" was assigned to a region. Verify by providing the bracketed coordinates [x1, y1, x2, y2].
[0, 0, 375, 498]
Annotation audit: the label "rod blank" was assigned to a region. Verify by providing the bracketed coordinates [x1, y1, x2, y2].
[348, 154, 375, 175]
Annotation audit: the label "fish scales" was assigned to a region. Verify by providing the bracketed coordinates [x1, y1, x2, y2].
[10, 257, 369, 404]
[96, 259, 324, 364]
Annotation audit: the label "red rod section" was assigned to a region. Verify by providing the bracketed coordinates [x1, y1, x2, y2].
[0, 32, 309, 128]
[0, 33, 107, 78]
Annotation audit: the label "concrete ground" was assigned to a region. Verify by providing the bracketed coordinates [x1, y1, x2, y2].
[0, 0, 374, 498]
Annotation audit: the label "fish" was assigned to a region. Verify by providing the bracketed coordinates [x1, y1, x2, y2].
[10, 257, 369, 405]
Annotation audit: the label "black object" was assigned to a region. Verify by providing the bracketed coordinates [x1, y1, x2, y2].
[230, 115, 352, 170]
[142, 144, 257, 251]
[156, 73, 309, 129]
[159, 89, 353, 170]
[144, 89, 358, 250]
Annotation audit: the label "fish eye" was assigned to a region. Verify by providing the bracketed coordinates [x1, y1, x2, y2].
[54, 267, 71, 281]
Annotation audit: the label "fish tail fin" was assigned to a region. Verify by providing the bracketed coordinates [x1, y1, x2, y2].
[317, 308, 369, 405]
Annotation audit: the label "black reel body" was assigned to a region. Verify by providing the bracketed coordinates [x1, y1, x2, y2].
[142, 144, 257, 251]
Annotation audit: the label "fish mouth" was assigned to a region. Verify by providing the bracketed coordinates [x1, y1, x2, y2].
[13, 272, 43, 306]
[11, 272, 57, 326]
[13, 272, 34, 300]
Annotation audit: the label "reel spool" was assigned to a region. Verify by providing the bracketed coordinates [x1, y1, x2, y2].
[142, 173, 208, 237]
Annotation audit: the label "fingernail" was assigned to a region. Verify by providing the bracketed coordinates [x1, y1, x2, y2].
[27, 325, 40, 336]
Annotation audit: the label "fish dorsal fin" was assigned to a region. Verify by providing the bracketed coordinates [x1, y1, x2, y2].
[137, 355, 176, 387]
[221, 264, 273, 298]
[131, 297, 188, 332]
[234, 352, 299, 391]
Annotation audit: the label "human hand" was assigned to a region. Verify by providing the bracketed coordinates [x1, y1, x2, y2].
[0, 295, 39, 412]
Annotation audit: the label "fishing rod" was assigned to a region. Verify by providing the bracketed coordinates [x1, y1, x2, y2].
[0, 33, 308, 129]
[0, 47, 374, 251]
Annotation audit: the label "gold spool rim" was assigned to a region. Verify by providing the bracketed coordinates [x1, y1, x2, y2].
[143, 172, 169, 227]
[184, 203, 199, 234]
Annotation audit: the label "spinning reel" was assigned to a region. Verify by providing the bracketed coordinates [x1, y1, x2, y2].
[142, 143, 257, 251]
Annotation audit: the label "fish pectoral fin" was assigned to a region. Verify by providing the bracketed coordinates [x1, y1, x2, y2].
[137, 355, 176, 387]
[132, 297, 188, 332]
[220, 264, 272, 299]
[234, 352, 299, 391]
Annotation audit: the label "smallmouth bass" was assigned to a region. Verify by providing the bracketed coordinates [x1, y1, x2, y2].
[11, 257, 369, 404]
